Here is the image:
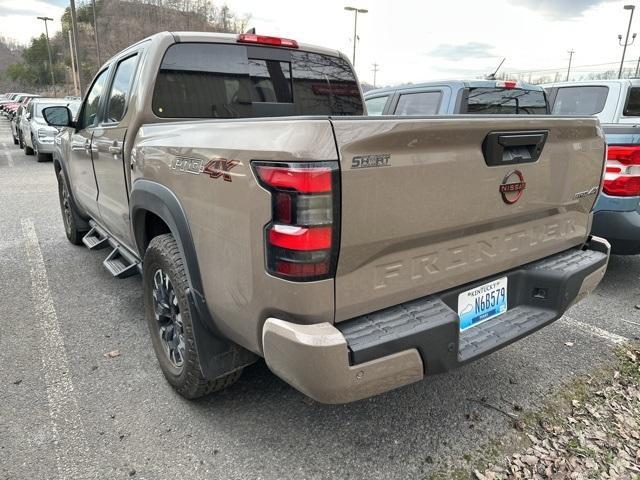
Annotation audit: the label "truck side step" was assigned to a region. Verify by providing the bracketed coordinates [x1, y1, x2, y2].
[83, 220, 141, 279]
[103, 246, 140, 279]
[82, 226, 109, 250]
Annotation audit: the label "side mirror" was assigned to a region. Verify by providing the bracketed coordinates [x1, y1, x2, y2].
[43, 106, 73, 128]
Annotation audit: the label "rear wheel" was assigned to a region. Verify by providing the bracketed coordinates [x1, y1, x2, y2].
[24, 135, 34, 155]
[57, 170, 87, 245]
[34, 141, 49, 162]
[143, 234, 242, 399]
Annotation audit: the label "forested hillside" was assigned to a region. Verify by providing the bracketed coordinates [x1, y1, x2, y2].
[1, 0, 249, 94]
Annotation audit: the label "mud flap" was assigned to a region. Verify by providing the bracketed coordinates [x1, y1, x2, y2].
[186, 288, 258, 380]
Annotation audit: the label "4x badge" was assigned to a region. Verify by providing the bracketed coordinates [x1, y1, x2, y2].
[170, 156, 239, 182]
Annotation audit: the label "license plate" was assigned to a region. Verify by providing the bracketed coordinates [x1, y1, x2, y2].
[458, 277, 508, 331]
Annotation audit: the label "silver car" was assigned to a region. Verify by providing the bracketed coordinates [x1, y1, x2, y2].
[22, 98, 81, 162]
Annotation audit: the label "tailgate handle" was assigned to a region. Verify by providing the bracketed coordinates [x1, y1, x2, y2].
[482, 130, 548, 167]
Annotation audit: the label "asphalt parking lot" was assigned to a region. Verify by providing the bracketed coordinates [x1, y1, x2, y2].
[0, 117, 638, 480]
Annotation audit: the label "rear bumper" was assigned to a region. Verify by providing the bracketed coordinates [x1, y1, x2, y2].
[262, 237, 610, 404]
[592, 209, 640, 255]
[34, 138, 55, 154]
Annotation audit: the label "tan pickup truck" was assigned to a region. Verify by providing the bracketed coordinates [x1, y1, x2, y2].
[43, 31, 610, 403]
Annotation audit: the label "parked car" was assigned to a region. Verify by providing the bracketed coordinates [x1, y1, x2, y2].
[21, 98, 81, 162]
[43, 31, 609, 404]
[11, 103, 26, 145]
[0, 93, 36, 116]
[364, 80, 548, 115]
[544, 80, 640, 254]
[11, 96, 38, 146]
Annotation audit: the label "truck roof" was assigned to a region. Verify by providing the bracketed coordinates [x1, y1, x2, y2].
[103, 31, 345, 65]
[541, 79, 640, 88]
[364, 80, 545, 97]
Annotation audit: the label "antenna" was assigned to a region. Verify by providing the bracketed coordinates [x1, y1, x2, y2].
[486, 58, 506, 80]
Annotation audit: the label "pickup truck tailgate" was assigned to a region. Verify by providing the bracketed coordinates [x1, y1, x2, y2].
[331, 116, 605, 322]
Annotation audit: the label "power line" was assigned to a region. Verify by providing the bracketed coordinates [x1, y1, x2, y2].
[506, 59, 638, 76]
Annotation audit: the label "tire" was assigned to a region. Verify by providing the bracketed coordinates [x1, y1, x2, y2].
[57, 170, 88, 245]
[143, 233, 242, 399]
[12, 134, 18, 145]
[18, 132, 24, 149]
[24, 136, 34, 155]
[35, 141, 49, 162]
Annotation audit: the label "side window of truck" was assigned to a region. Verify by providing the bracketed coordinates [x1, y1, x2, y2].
[365, 96, 388, 115]
[80, 69, 109, 129]
[105, 54, 139, 124]
[394, 91, 442, 115]
[623, 87, 640, 116]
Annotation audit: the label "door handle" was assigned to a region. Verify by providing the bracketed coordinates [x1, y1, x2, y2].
[108, 146, 121, 154]
[482, 130, 548, 166]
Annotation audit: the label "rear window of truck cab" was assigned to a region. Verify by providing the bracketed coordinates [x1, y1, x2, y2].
[551, 86, 608, 115]
[464, 88, 548, 114]
[624, 87, 640, 116]
[152, 43, 363, 118]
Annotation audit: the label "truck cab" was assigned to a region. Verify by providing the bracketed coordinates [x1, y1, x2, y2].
[364, 80, 548, 116]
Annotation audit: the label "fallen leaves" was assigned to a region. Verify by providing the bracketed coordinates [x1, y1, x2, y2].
[477, 345, 640, 479]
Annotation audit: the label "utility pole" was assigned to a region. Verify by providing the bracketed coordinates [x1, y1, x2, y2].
[566, 49, 574, 81]
[344, 6, 368, 67]
[618, 4, 637, 79]
[371, 62, 379, 87]
[92, 0, 101, 65]
[36, 16, 56, 96]
[69, 0, 83, 96]
[635, 56, 640, 77]
[68, 30, 79, 96]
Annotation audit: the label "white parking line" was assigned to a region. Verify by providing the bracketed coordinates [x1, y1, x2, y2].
[563, 315, 628, 345]
[21, 218, 87, 479]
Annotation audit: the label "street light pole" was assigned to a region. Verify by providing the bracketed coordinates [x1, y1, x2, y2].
[566, 49, 574, 81]
[36, 16, 56, 96]
[69, 0, 83, 96]
[344, 6, 368, 67]
[618, 4, 637, 79]
[68, 30, 79, 96]
[91, 0, 101, 66]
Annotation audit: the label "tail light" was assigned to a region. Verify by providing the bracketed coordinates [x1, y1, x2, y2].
[603, 145, 640, 197]
[253, 161, 340, 281]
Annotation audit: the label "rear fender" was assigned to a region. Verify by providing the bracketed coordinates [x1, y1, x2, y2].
[129, 179, 258, 379]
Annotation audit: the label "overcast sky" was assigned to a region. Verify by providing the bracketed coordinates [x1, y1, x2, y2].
[0, 0, 638, 85]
